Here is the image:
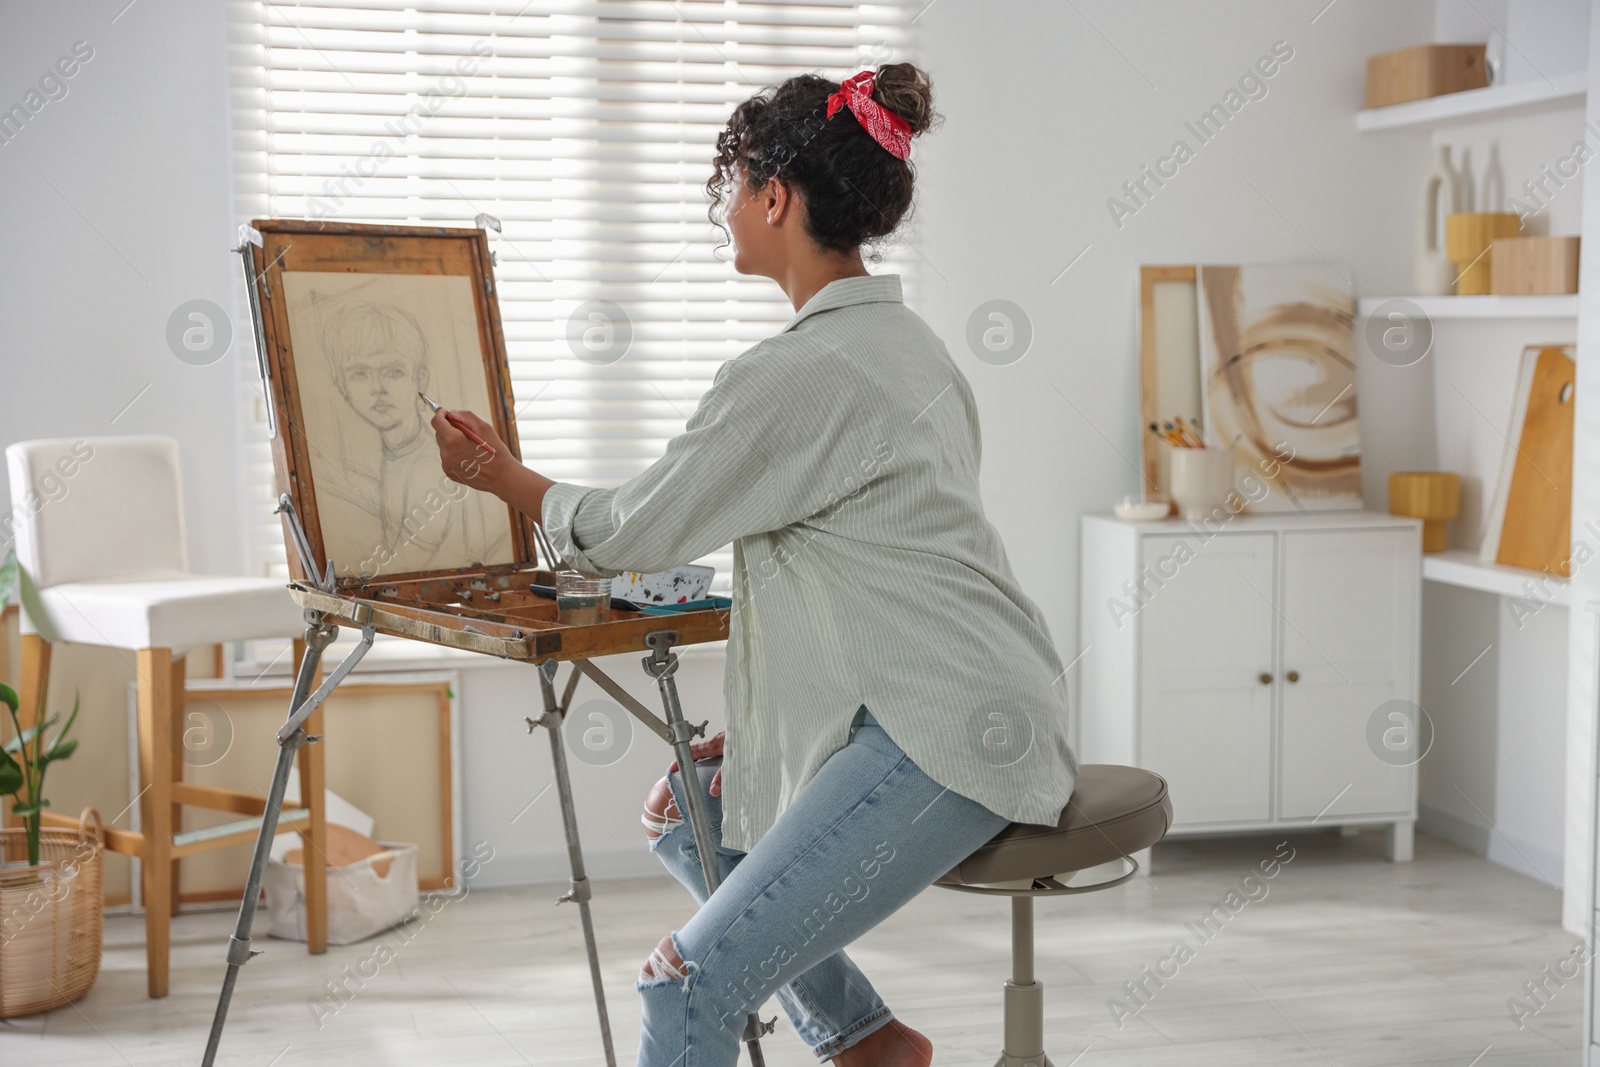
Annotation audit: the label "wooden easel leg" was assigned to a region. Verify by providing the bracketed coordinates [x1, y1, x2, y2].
[170, 652, 187, 918]
[294, 638, 329, 955]
[9, 635, 50, 830]
[138, 646, 175, 999]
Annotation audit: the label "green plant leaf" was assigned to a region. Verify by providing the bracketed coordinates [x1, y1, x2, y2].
[0, 761, 21, 796]
[41, 739, 77, 764]
[0, 682, 16, 714]
[3, 713, 60, 754]
[50, 693, 80, 753]
[0, 549, 15, 607]
[11, 800, 49, 817]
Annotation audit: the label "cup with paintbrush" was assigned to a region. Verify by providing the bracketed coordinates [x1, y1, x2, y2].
[1154, 416, 1235, 522]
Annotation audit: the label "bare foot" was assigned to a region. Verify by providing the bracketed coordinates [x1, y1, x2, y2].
[831, 1018, 932, 1066]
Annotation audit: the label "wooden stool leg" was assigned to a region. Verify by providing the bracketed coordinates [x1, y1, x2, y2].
[293, 638, 328, 955]
[137, 647, 175, 999]
[169, 652, 187, 918]
[10, 635, 50, 830]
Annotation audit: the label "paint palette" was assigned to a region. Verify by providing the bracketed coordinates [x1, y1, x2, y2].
[609, 564, 715, 605]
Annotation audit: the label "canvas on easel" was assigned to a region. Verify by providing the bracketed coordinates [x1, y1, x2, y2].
[248, 220, 535, 585]
[242, 218, 727, 659]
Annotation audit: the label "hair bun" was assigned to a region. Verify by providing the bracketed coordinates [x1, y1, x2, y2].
[871, 63, 937, 137]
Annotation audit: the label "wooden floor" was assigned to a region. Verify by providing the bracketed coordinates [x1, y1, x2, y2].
[0, 829, 1585, 1065]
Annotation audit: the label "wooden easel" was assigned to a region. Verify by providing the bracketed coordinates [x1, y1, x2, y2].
[202, 221, 769, 1066]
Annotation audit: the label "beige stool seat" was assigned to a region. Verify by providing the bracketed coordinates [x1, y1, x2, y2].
[940, 763, 1173, 889]
[936, 764, 1173, 1067]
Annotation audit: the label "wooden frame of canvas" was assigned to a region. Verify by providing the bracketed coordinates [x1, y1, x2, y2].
[249, 219, 536, 589]
[1138, 265, 1203, 511]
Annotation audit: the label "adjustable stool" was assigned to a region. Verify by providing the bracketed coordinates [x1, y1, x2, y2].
[936, 765, 1173, 1067]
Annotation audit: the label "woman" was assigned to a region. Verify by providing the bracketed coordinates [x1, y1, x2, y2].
[431, 63, 1079, 1067]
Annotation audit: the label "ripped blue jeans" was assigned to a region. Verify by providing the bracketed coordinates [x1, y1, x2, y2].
[639, 707, 1010, 1066]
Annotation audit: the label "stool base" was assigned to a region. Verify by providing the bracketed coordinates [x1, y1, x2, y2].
[994, 895, 1056, 1067]
[997, 1054, 1056, 1067]
[996, 977, 1054, 1067]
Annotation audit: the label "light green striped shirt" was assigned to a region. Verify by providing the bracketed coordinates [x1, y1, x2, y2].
[543, 273, 1078, 852]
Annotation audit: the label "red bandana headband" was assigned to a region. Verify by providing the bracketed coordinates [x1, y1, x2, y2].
[825, 70, 914, 160]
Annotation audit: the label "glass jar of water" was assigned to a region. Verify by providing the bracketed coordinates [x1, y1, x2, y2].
[555, 570, 611, 625]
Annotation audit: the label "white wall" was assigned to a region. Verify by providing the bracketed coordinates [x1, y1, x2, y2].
[0, 0, 243, 575]
[1419, 584, 1570, 887]
[913, 0, 1435, 670]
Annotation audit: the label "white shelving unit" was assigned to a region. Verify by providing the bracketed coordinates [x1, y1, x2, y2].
[1356, 294, 1579, 319]
[1357, 69, 1586, 132]
[1420, 548, 1569, 606]
[1350, 22, 1592, 947]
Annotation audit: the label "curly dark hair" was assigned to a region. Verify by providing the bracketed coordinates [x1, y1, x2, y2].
[706, 63, 939, 257]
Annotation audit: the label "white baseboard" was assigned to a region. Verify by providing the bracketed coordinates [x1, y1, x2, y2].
[1419, 802, 1564, 887]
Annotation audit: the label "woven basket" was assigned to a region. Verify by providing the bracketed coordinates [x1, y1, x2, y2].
[0, 809, 104, 1018]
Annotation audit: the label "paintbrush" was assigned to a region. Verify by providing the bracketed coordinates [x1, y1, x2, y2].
[418, 392, 496, 456]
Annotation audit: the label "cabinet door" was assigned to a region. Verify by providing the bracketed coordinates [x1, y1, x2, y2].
[1137, 532, 1276, 826]
[1279, 528, 1419, 820]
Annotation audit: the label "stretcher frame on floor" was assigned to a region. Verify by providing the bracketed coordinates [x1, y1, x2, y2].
[202, 220, 769, 1066]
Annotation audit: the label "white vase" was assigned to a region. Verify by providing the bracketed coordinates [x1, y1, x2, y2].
[1170, 448, 1237, 523]
[1415, 144, 1459, 295]
[1482, 141, 1504, 213]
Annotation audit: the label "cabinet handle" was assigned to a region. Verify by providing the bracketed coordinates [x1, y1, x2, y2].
[1287, 670, 1301, 683]
[1258, 672, 1273, 685]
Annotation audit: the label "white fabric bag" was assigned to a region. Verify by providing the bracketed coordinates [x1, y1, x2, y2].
[266, 841, 419, 945]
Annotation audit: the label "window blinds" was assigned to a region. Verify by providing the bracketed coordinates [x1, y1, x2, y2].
[228, 0, 920, 587]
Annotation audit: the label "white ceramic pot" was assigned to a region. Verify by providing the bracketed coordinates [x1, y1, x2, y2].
[1169, 448, 1237, 523]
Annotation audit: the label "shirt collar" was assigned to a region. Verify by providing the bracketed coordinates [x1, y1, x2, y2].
[778, 273, 903, 333]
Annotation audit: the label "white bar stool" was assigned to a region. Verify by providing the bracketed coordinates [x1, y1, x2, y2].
[5, 435, 323, 997]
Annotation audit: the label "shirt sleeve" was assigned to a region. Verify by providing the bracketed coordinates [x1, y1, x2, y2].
[540, 342, 867, 577]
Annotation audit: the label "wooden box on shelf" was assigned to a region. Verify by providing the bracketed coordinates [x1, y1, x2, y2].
[1365, 43, 1488, 108]
[1491, 235, 1581, 295]
[1446, 212, 1521, 295]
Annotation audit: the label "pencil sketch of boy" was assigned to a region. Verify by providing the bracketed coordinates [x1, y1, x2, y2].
[321, 301, 494, 572]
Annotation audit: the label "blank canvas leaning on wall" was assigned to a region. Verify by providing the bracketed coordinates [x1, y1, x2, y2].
[1137, 266, 1203, 509]
[1196, 263, 1363, 511]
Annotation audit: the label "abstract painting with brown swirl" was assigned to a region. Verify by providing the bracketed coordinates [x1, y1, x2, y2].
[1197, 264, 1362, 511]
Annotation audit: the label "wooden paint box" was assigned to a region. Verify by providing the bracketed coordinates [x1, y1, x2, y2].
[1365, 43, 1489, 108]
[1490, 235, 1581, 295]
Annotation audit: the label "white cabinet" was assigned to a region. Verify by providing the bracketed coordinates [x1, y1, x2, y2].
[1136, 532, 1276, 825]
[1079, 512, 1421, 861]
